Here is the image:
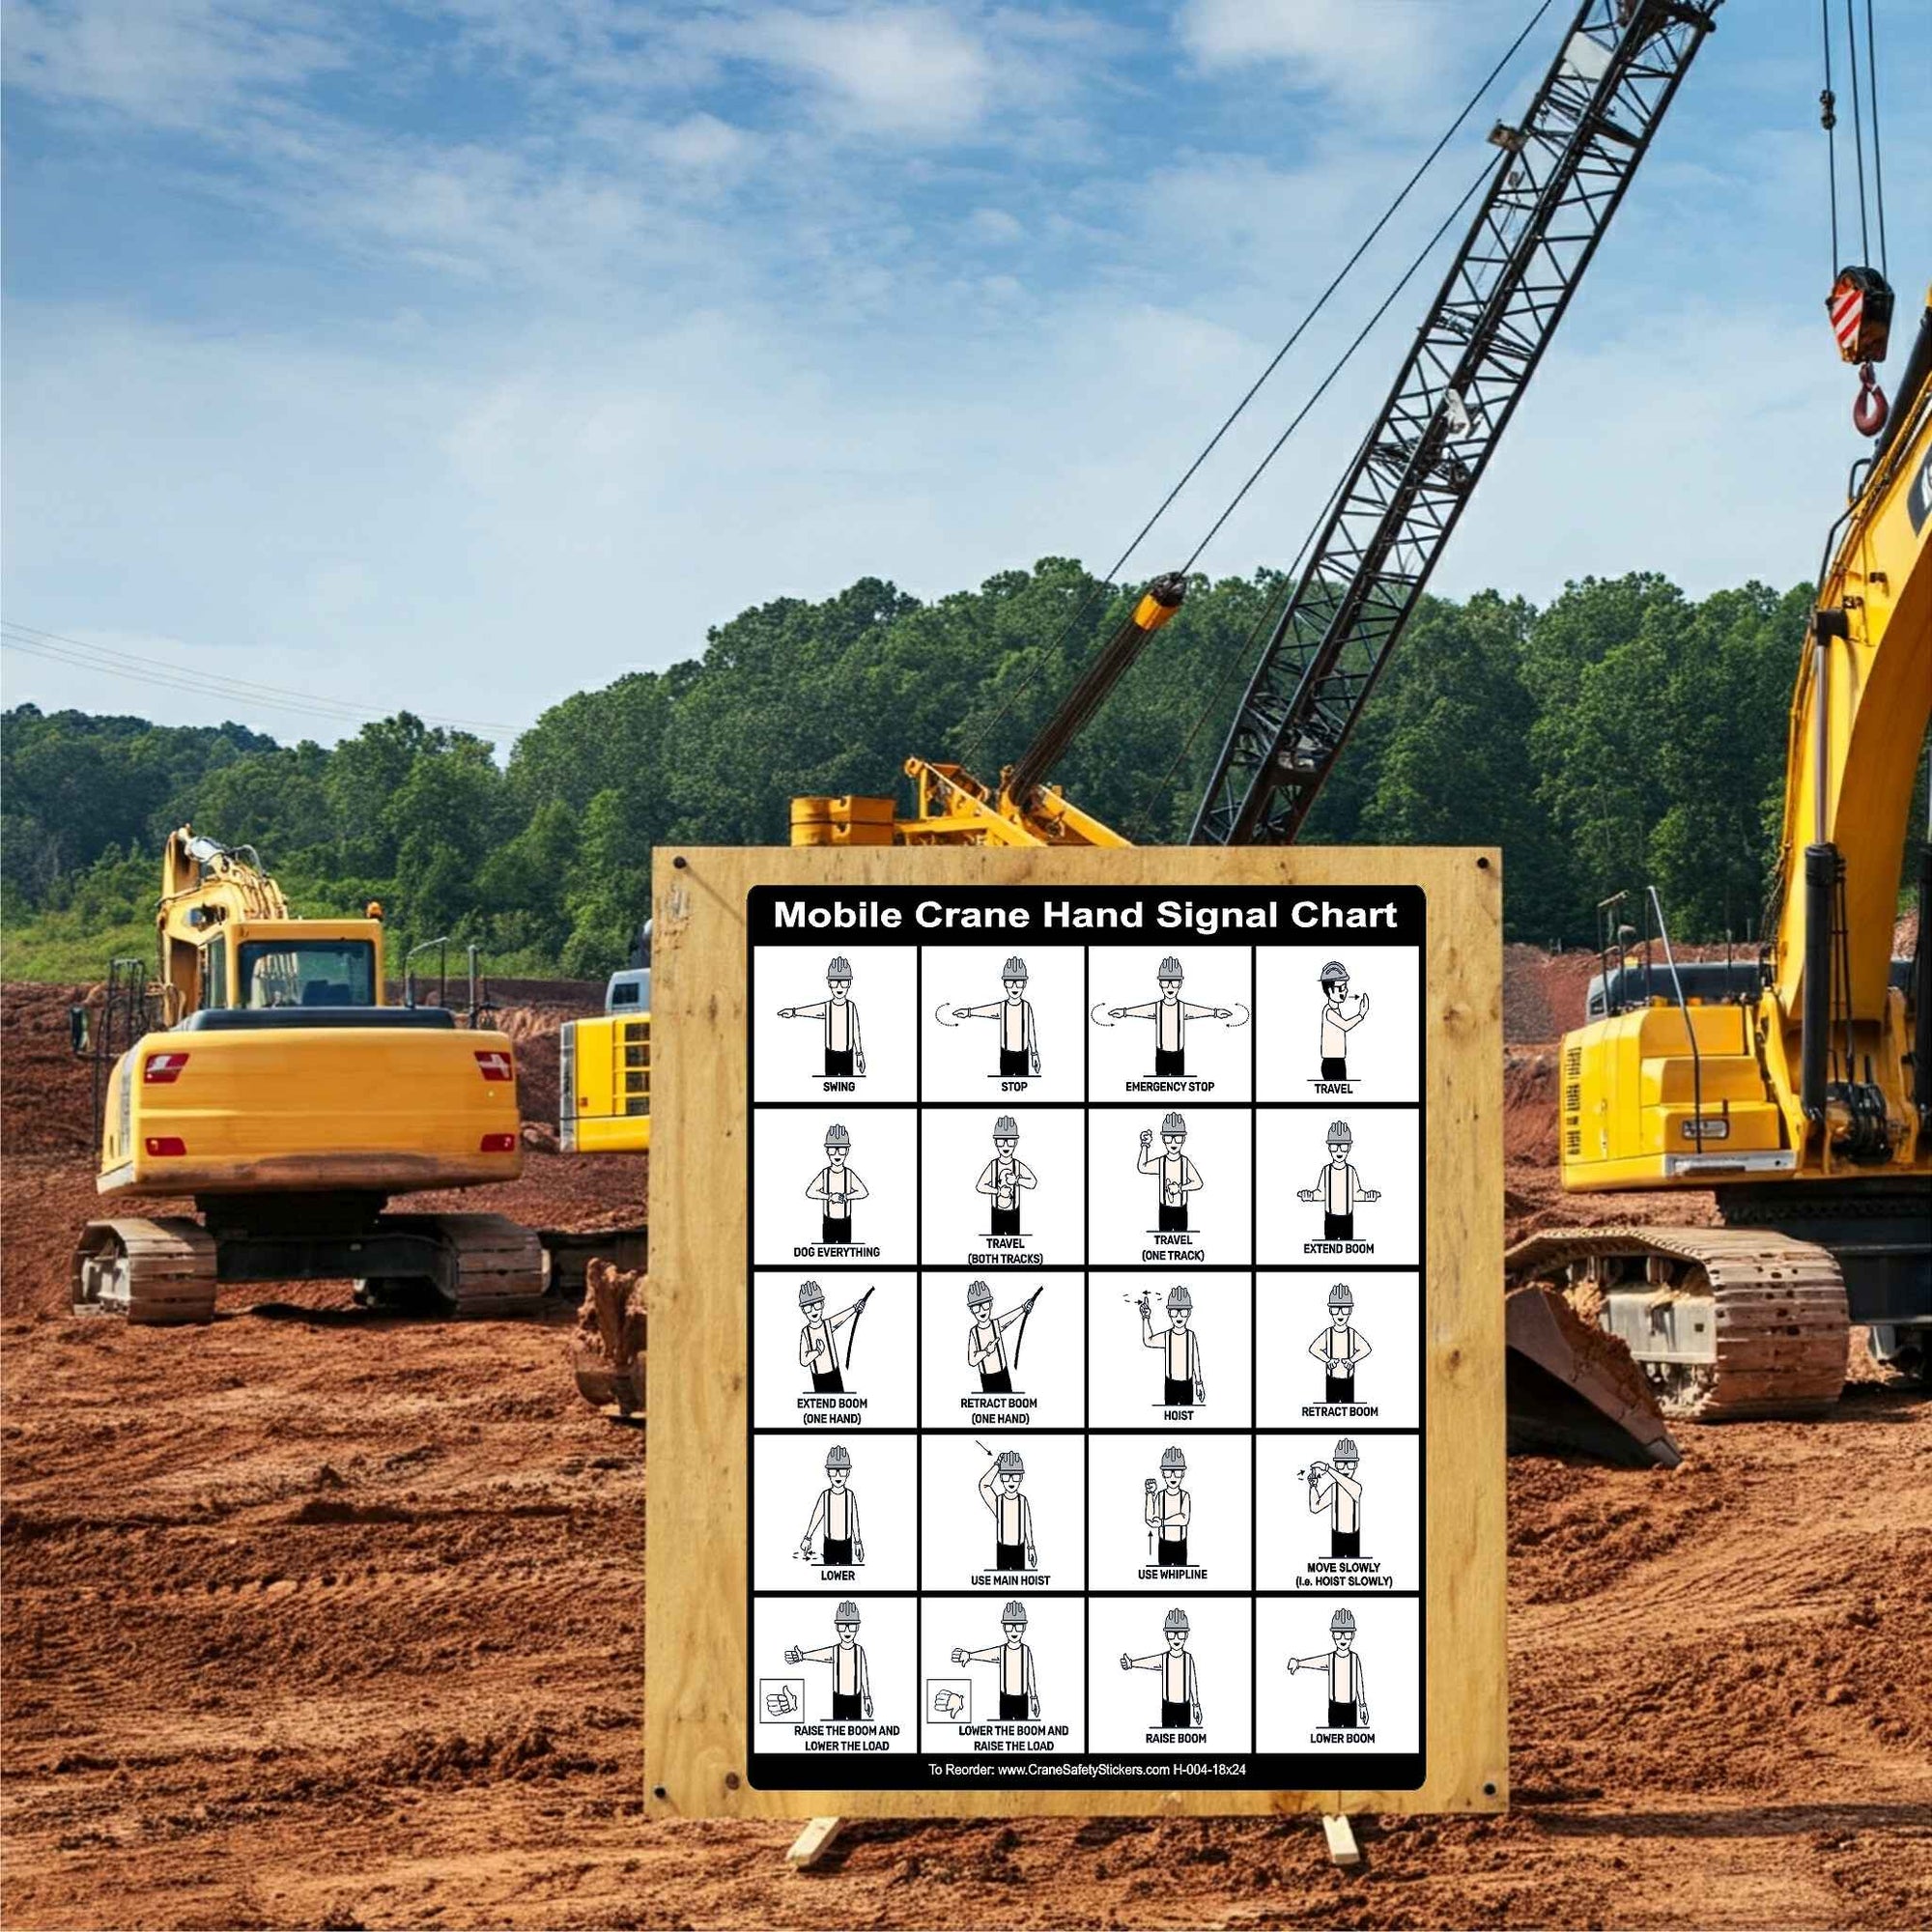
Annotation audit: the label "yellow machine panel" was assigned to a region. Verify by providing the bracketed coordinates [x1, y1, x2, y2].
[1557, 1000, 1793, 1190]
[560, 1013, 653, 1153]
[100, 1022, 525, 1197]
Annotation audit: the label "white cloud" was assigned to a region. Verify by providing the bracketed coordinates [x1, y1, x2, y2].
[965, 205, 1023, 243]
[647, 111, 753, 170]
[2, 0, 353, 128]
[1179, 0, 1542, 104]
[721, 5, 994, 138]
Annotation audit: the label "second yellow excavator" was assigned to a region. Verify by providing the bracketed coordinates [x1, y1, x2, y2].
[1507, 285, 1932, 1417]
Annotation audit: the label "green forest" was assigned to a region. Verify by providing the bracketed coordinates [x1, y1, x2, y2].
[5, 561, 1907, 982]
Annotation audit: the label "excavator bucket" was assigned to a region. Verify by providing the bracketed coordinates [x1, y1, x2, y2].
[571, 1259, 645, 1417]
[1505, 1282, 1681, 1467]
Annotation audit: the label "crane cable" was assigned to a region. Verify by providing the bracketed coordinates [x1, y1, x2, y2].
[953, 0, 1558, 776]
[1820, 0, 1888, 279]
[1123, 155, 1497, 840]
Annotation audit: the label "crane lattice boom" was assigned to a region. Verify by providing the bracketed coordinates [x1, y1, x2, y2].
[1190, 0, 1720, 846]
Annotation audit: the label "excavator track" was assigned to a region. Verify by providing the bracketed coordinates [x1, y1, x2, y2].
[355, 1212, 549, 1319]
[71, 1218, 219, 1325]
[1505, 1225, 1850, 1421]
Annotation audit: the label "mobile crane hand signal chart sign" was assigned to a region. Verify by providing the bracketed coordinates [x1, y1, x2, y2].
[646, 848, 1504, 1821]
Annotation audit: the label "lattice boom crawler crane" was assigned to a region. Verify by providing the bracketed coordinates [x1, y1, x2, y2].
[71, 829, 548, 1322]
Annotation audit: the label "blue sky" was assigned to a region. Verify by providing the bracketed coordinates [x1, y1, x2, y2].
[3, 0, 1927, 745]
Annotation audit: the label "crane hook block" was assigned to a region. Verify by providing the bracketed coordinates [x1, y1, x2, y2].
[1852, 362, 1889, 439]
[1828, 268, 1893, 367]
[1132, 572, 1188, 634]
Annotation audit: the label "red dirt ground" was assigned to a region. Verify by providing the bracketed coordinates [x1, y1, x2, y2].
[4, 973, 1928, 1929]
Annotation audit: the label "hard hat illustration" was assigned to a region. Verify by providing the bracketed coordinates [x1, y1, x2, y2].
[799, 1281, 826, 1308]
[1325, 1120, 1353, 1148]
[835, 1601, 862, 1625]
[1159, 1446, 1187, 1471]
[1163, 1606, 1191, 1633]
[1003, 957, 1030, 981]
[1166, 1284, 1193, 1311]
[825, 1444, 852, 1469]
[1320, 960, 1350, 987]
[1157, 955, 1184, 980]
[825, 1122, 851, 1148]
[1334, 1437, 1359, 1462]
[1160, 1112, 1188, 1136]
[995, 1450, 1026, 1475]
[1330, 1607, 1357, 1634]
[1327, 1283, 1353, 1312]
[826, 955, 853, 979]
[993, 1115, 1020, 1139]
[966, 1279, 994, 1308]
[1001, 1601, 1029, 1627]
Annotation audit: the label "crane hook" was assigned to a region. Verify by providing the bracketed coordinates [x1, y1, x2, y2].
[1852, 361, 1889, 438]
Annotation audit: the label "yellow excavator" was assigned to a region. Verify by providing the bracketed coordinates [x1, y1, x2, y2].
[1507, 285, 1932, 1419]
[71, 829, 547, 1322]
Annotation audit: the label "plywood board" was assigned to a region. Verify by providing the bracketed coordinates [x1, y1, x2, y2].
[645, 845, 1504, 1819]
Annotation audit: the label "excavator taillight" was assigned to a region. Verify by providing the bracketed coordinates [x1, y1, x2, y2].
[474, 1050, 514, 1082]
[143, 1051, 190, 1084]
[144, 1136, 187, 1157]
[479, 1132, 517, 1152]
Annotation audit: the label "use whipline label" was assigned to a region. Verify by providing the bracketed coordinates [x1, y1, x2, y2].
[746, 883, 1427, 1792]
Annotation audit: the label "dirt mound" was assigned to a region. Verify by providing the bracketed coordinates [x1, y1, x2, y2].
[1, 983, 99, 1156]
[1504, 945, 1600, 1044]
[1504, 1047, 1558, 1165]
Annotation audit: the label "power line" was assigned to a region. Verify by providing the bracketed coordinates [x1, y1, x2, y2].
[1, 621, 519, 736]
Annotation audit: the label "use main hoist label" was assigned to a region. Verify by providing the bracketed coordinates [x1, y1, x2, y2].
[745, 884, 1427, 1791]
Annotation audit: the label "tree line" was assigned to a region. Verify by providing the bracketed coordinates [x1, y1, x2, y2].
[3, 561, 1874, 981]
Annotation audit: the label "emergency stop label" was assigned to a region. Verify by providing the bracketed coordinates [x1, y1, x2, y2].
[746, 884, 1427, 1791]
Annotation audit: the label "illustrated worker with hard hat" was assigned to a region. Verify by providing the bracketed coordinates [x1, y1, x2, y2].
[976, 1447, 1038, 1572]
[1121, 1607, 1204, 1730]
[1288, 1607, 1370, 1730]
[1305, 1438, 1365, 1558]
[1138, 1283, 1207, 1406]
[797, 1279, 872, 1394]
[1143, 1445, 1193, 1566]
[777, 955, 867, 1078]
[1296, 1120, 1378, 1240]
[1317, 960, 1370, 1079]
[805, 1122, 868, 1244]
[1108, 956, 1232, 1076]
[966, 1278, 1041, 1393]
[785, 1600, 872, 1721]
[797, 1443, 865, 1566]
[976, 1116, 1037, 1236]
[953, 956, 1040, 1078]
[1309, 1282, 1372, 1404]
[1139, 1112, 1205, 1232]
[951, 1601, 1040, 1721]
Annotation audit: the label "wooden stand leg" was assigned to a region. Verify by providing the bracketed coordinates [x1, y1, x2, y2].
[1321, 1814, 1362, 1867]
[787, 1816, 845, 1869]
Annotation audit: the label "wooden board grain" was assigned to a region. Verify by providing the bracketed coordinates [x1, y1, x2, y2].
[645, 845, 1505, 1820]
